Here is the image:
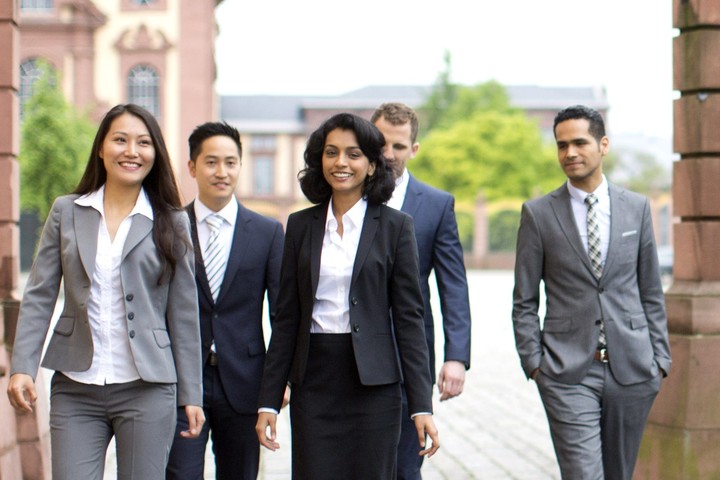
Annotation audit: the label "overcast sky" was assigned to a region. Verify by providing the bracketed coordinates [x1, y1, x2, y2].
[215, 0, 675, 140]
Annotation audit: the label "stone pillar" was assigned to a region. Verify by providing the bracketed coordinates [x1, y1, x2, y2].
[635, 1, 720, 478]
[0, 1, 51, 479]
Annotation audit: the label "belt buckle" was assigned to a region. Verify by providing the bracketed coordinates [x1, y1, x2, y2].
[598, 348, 609, 363]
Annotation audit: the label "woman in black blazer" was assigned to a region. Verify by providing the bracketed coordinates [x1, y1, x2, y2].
[256, 113, 439, 479]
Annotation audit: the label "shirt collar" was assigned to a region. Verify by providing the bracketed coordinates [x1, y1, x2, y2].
[325, 197, 368, 233]
[75, 185, 154, 220]
[566, 175, 609, 204]
[194, 197, 238, 226]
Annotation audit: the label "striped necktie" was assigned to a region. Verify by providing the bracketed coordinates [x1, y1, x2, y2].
[585, 193, 606, 347]
[204, 214, 225, 302]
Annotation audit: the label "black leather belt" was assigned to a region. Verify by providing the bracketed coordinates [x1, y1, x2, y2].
[208, 351, 218, 366]
[594, 348, 609, 363]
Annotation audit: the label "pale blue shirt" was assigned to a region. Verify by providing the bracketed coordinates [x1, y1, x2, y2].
[567, 175, 611, 268]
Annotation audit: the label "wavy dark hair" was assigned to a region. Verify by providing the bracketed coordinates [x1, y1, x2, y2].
[299, 113, 395, 205]
[74, 104, 186, 284]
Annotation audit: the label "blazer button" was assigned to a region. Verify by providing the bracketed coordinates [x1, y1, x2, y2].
[128, 312, 134, 320]
[595, 320, 601, 325]
[129, 330, 135, 338]
[126, 294, 134, 302]
[353, 324, 360, 332]
[351, 297, 358, 306]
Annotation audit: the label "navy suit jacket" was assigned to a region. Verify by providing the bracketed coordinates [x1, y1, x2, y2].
[187, 200, 283, 414]
[401, 175, 472, 378]
[258, 201, 433, 415]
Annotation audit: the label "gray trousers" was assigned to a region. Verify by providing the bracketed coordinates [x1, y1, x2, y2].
[536, 361, 662, 480]
[49, 372, 177, 480]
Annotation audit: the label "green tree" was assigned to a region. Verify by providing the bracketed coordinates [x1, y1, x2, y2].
[20, 63, 96, 221]
[418, 51, 458, 136]
[412, 109, 563, 203]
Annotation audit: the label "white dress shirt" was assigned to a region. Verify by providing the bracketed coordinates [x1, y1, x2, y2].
[193, 197, 237, 271]
[311, 198, 367, 333]
[567, 175, 611, 268]
[386, 168, 409, 211]
[65, 186, 153, 385]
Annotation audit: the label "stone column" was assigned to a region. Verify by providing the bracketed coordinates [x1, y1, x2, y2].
[0, 1, 50, 479]
[635, 1, 720, 478]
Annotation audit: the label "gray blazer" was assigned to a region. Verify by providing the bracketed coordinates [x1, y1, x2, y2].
[10, 194, 202, 406]
[512, 183, 671, 386]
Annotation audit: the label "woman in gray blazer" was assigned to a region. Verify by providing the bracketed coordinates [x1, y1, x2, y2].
[256, 113, 439, 479]
[7, 104, 204, 480]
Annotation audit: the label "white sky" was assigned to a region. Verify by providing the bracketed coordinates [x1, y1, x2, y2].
[215, 0, 675, 140]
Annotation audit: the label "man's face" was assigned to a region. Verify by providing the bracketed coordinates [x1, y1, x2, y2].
[188, 135, 241, 211]
[555, 118, 608, 192]
[373, 116, 419, 179]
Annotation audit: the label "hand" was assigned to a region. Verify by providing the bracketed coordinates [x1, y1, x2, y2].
[281, 385, 291, 409]
[414, 414, 440, 458]
[256, 412, 280, 451]
[180, 405, 205, 438]
[7, 373, 37, 413]
[437, 360, 465, 401]
[530, 368, 540, 380]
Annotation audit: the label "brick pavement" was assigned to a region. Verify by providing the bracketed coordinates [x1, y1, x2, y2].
[30, 270, 561, 479]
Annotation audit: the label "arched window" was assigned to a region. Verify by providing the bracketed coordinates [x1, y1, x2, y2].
[127, 64, 160, 119]
[19, 58, 46, 118]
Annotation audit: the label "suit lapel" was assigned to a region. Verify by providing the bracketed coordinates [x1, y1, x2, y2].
[602, 183, 626, 277]
[122, 214, 153, 261]
[187, 203, 214, 304]
[351, 203, 380, 285]
[216, 204, 251, 305]
[400, 175, 423, 217]
[74, 203, 100, 279]
[549, 185, 597, 278]
[309, 204, 326, 296]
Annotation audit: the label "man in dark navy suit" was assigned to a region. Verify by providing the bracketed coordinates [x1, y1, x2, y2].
[372, 103, 472, 480]
[166, 122, 284, 480]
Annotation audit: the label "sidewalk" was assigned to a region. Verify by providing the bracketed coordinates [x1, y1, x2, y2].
[29, 270, 560, 479]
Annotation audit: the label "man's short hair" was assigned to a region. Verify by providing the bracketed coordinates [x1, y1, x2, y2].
[553, 105, 606, 143]
[188, 121, 242, 161]
[371, 102, 419, 143]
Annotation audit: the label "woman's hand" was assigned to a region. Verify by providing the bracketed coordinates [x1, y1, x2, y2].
[414, 414, 440, 458]
[7, 373, 37, 413]
[180, 405, 205, 438]
[256, 412, 280, 451]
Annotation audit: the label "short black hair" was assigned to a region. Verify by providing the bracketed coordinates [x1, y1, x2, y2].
[299, 113, 395, 205]
[188, 121, 242, 161]
[553, 105, 606, 142]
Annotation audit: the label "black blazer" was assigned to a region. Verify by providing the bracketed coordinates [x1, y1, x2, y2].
[257, 201, 433, 415]
[187, 201, 284, 414]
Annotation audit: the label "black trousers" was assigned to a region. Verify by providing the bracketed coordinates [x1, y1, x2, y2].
[290, 333, 402, 480]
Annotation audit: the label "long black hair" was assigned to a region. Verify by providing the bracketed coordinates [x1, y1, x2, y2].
[74, 104, 187, 283]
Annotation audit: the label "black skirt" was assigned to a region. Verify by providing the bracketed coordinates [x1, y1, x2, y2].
[290, 333, 402, 480]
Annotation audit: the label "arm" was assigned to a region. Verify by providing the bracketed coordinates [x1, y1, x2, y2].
[431, 195, 471, 399]
[512, 203, 544, 379]
[636, 199, 671, 376]
[9, 199, 64, 379]
[166, 213, 203, 407]
[264, 221, 285, 327]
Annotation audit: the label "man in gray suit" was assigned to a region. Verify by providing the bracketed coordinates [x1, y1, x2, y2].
[512, 105, 671, 480]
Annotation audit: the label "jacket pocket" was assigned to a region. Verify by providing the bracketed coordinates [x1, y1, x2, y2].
[542, 317, 573, 333]
[630, 313, 648, 329]
[53, 316, 75, 336]
[248, 338, 266, 357]
[153, 328, 171, 348]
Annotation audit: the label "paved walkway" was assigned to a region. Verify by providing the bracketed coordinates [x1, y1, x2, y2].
[32, 270, 561, 479]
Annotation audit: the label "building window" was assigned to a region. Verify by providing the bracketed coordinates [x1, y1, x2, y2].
[20, 0, 53, 10]
[251, 135, 276, 151]
[253, 155, 274, 196]
[128, 64, 160, 119]
[19, 58, 46, 118]
[134, 0, 155, 4]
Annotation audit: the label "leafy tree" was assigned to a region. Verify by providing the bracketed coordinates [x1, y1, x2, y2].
[418, 50, 459, 136]
[412, 109, 563, 204]
[20, 63, 96, 221]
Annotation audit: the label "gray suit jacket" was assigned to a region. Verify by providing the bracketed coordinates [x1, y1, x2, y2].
[11, 194, 202, 406]
[512, 182, 671, 386]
